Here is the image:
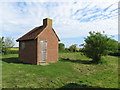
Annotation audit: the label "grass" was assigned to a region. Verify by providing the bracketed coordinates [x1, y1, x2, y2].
[2, 52, 118, 88]
[8, 47, 19, 51]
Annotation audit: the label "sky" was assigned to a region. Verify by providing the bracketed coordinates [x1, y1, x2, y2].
[0, 0, 119, 47]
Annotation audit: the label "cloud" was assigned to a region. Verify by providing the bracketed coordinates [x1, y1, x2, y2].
[0, 0, 119, 47]
[55, 18, 118, 38]
[71, 2, 118, 22]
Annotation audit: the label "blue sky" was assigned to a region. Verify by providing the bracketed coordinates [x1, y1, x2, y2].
[0, 0, 119, 47]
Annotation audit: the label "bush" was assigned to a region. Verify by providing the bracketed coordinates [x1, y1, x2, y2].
[108, 43, 120, 56]
[82, 31, 118, 64]
[59, 43, 65, 52]
[0, 37, 15, 55]
[7, 50, 19, 54]
[68, 44, 77, 52]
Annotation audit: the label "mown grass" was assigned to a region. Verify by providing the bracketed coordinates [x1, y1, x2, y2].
[2, 52, 118, 88]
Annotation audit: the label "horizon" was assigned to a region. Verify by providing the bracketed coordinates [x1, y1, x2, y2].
[0, 0, 119, 47]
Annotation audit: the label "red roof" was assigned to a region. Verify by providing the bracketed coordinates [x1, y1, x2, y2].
[16, 25, 60, 42]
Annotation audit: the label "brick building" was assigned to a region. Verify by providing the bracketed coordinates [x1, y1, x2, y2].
[16, 18, 60, 65]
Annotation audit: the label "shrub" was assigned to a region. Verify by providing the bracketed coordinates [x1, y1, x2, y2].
[0, 37, 15, 55]
[8, 50, 19, 54]
[82, 31, 118, 64]
[68, 44, 77, 52]
[59, 43, 65, 52]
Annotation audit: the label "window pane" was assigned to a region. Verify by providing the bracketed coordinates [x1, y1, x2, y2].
[22, 42, 25, 49]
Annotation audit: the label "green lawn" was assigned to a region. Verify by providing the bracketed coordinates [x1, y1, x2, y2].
[2, 52, 118, 88]
[8, 47, 19, 51]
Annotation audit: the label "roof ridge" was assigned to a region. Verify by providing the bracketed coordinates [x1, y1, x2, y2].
[16, 25, 60, 42]
[16, 26, 44, 41]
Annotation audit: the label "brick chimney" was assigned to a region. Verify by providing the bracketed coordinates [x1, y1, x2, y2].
[43, 18, 52, 27]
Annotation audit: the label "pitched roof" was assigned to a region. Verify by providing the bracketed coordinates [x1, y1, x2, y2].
[16, 25, 60, 41]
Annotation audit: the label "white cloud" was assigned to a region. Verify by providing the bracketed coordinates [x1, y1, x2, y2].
[0, 0, 119, 47]
[54, 18, 118, 38]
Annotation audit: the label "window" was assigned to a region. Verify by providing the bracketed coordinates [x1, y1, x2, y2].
[21, 42, 25, 50]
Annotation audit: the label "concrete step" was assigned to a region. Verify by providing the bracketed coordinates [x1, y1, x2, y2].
[38, 62, 49, 65]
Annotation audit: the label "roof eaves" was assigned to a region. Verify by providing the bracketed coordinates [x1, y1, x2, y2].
[52, 28, 60, 41]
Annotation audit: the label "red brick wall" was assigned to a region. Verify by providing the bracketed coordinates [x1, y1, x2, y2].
[37, 25, 58, 63]
[19, 40, 37, 64]
[19, 18, 59, 64]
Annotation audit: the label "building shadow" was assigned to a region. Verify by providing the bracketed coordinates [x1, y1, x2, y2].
[2, 57, 36, 65]
[2, 57, 22, 64]
[60, 58, 94, 64]
[57, 83, 101, 89]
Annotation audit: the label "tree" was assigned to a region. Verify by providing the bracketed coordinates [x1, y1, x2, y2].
[82, 31, 118, 64]
[0, 37, 15, 54]
[118, 43, 120, 55]
[4, 37, 15, 47]
[69, 44, 77, 52]
[109, 42, 120, 56]
[0, 37, 4, 54]
[65, 48, 69, 52]
[59, 43, 65, 52]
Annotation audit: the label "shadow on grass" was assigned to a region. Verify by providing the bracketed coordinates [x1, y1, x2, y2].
[2, 57, 32, 65]
[60, 58, 95, 64]
[2, 57, 22, 64]
[58, 83, 100, 89]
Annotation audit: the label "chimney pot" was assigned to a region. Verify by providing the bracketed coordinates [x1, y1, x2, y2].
[43, 18, 52, 27]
